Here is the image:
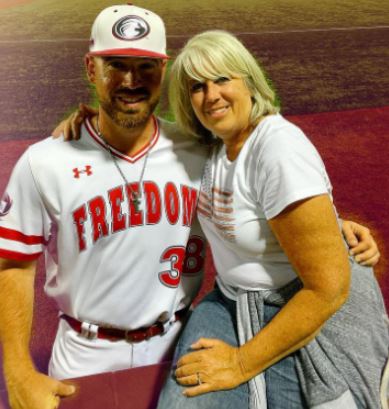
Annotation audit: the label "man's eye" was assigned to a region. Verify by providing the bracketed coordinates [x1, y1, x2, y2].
[190, 82, 204, 92]
[139, 62, 157, 70]
[109, 61, 126, 70]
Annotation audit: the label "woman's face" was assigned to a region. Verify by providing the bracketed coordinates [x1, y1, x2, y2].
[188, 76, 253, 143]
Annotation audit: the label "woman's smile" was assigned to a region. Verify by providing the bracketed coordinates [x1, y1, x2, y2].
[205, 104, 230, 118]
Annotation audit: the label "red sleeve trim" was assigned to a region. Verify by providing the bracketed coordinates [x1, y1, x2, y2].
[0, 248, 42, 261]
[0, 227, 45, 245]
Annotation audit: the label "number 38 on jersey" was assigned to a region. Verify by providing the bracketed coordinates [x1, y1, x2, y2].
[158, 236, 205, 288]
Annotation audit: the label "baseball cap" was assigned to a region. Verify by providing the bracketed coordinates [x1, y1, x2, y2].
[89, 4, 168, 59]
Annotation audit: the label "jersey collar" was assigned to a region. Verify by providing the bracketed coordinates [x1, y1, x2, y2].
[84, 116, 160, 164]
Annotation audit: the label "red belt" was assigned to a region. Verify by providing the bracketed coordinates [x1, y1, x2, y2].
[60, 309, 188, 342]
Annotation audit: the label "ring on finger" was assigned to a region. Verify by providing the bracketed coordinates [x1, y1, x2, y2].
[197, 372, 202, 385]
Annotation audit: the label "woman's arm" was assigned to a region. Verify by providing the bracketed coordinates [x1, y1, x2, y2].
[176, 194, 350, 396]
[51, 104, 97, 140]
[239, 195, 350, 375]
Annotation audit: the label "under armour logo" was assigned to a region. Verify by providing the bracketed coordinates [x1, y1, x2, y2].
[73, 166, 93, 179]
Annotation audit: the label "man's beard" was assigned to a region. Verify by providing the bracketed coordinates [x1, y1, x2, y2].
[100, 89, 159, 129]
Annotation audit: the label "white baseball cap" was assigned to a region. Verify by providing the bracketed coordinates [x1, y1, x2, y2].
[89, 4, 168, 59]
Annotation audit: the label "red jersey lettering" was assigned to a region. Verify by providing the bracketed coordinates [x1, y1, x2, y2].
[108, 186, 126, 233]
[144, 181, 162, 225]
[73, 205, 88, 251]
[88, 196, 109, 242]
[165, 182, 180, 225]
[182, 185, 198, 226]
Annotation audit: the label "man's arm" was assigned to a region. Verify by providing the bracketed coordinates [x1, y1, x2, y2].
[0, 257, 75, 409]
[341, 220, 380, 266]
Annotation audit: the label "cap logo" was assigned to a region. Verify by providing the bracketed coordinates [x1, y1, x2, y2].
[0, 193, 12, 217]
[112, 15, 150, 41]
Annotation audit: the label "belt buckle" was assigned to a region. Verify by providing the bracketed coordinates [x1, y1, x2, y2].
[81, 322, 98, 340]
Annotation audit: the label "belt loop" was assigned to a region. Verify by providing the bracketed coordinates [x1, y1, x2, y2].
[162, 320, 171, 334]
[81, 322, 98, 340]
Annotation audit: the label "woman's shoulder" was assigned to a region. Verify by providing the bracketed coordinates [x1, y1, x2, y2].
[255, 114, 306, 142]
[251, 114, 316, 159]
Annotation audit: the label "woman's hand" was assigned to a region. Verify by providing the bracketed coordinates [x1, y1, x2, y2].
[51, 104, 97, 140]
[175, 338, 246, 397]
[341, 220, 380, 266]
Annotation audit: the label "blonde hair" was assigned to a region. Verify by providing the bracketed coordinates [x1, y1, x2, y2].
[169, 30, 279, 141]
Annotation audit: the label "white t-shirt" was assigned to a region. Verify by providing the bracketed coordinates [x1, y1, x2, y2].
[198, 114, 335, 299]
[0, 117, 208, 328]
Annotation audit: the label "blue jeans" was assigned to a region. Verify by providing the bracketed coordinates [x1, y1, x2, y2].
[157, 287, 306, 409]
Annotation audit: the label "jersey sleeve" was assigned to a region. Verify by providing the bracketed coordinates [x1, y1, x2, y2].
[254, 125, 332, 219]
[0, 149, 52, 261]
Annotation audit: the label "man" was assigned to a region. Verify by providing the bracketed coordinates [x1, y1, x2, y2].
[0, 5, 207, 409]
[0, 4, 379, 409]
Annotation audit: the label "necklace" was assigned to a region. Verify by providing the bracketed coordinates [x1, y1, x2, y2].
[95, 118, 151, 213]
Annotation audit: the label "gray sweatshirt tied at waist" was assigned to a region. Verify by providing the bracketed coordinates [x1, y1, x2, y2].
[236, 259, 389, 409]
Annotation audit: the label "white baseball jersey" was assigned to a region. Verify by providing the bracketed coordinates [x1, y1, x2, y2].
[0, 117, 208, 329]
[198, 114, 336, 298]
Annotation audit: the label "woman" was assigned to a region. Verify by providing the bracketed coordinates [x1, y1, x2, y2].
[156, 30, 388, 409]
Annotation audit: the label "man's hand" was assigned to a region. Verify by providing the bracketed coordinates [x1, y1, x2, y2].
[52, 103, 97, 140]
[6, 369, 76, 409]
[342, 220, 380, 266]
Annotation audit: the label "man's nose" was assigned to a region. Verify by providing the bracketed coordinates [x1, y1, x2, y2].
[122, 69, 141, 87]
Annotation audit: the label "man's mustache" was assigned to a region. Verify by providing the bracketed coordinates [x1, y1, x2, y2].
[114, 87, 150, 98]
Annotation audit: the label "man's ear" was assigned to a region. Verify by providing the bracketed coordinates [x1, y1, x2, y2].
[85, 54, 96, 83]
[160, 59, 168, 82]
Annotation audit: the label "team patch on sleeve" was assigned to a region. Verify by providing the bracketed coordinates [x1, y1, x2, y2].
[0, 193, 12, 217]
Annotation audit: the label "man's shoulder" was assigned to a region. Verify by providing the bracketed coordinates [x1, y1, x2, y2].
[28, 129, 89, 154]
[25, 134, 87, 174]
[21, 135, 60, 160]
[28, 134, 69, 150]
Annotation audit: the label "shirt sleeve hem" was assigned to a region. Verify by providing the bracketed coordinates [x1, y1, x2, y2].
[0, 227, 46, 245]
[264, 188, 329, 220]
[0, 248, 42, 261]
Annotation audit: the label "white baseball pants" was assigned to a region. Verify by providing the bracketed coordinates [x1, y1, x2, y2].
[48, 317, 183, 379]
